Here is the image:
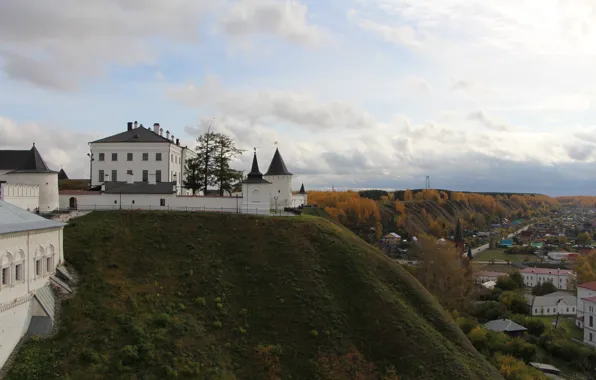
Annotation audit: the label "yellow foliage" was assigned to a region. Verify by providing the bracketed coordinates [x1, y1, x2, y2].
[403, 189, 413, 201]
[310, 191, 380, 225]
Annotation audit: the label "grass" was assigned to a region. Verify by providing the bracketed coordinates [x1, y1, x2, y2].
[471, 263, 518, 274]
[5, 212, 503, 380]
[474, 248, 540, 263]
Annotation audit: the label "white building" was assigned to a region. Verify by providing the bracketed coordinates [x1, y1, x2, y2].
[525, 291, 576, 316]
[62, 146, 308, 213]
[0, 200, 66, 369]
[582, 296, 596, 346]
[520, 267, 575, 290]
[89, 121, 196, 195]
[0, 144, 59, 212]
[576, 282, 596, 336]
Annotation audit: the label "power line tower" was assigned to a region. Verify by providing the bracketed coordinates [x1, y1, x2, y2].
[425, 176, 430, 190]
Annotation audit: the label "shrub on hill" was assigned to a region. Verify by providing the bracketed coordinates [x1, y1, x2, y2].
[5, 212, 503, 380]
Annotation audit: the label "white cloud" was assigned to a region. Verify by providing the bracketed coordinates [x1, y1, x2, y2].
[347, 9, 424, 49]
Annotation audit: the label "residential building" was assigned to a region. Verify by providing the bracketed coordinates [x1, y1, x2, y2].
[0, 144, 59, 212]
[483, 319, 527, 337]
[89, 122, 196, 195]
[0, 200, 66, 369]
[576, 282, 596, 329]
[382, 233, 402, 245]
[474, 271, 507, 284]
[583, 296, 596, 347]
[520, 267, 575, 290]
[525, 291, 576, 316]
[499, 239, 513, 248]
[547, 251, 578, 261]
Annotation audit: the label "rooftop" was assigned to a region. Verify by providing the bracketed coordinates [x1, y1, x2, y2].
[526, 292, 576, 307]
[578, 281, 596, 291]
[0, 145, 56, 173]
[0, 200, 65, 234]
[520, 267, 574, 275]
[90, 123, 180, 144]
[264, 148, 292, 176]
[103, 181, 176, 194]
[483, 318, 527, 333]
[583, 296, 596, 304]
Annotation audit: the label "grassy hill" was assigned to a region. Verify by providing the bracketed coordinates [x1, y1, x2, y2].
[5, 212, 502, 380]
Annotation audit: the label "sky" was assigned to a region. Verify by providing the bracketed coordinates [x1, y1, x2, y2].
[1, 0, 596, 196]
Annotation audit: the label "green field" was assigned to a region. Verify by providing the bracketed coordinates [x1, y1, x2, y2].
[474, 248, 540, 262]
[5, 212, 502, 380]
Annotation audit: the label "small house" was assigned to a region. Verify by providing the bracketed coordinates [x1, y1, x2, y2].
[483, 318, 527, 337]
[498, 239, 513, 248]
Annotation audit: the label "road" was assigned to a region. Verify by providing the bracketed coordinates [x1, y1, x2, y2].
[468, 224, 532, 258]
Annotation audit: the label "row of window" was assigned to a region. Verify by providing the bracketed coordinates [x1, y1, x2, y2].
[97, 152, 181, 164]
[1, 257, 54, 289]
[533, 306, 575, 314]
[99, 170, 181, 183]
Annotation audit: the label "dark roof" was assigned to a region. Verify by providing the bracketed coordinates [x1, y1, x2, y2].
[265, 148, 292, 176]
[0, 145, 57, 173]
[91, 126, 174, 144]
[242, 152, 271, 184]
[454, 218, 464, 243]
[299, 183, 306, 194]
[103, 181, 176, 194]
[483, 319, 527, 333]
[58, 168, 69, 180]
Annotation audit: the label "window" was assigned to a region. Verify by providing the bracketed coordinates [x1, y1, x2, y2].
[132, 200, 135, 204]
[15, 264, 22, 282]
[111, 170, 118, 182]
[127, 170, 133, 175]
[35, 260, 42, 276]
[156, 153, 162, 161]
[112, 153, 118, 161]
[567, 308, 569, 312]
[99, 170, 105, 182]
[160, 199, 166, 207]
[99, 153, 105, 161]
[46, 257, 53, 272]
[143, 153, 149, 161]
[590, 316, 594, 327]
[547, 308, 550, 313]
[591, 333, 594, 342]
[127, 153, 133, 161]
[142, 170, 149, 182]
[171, 154, 173, 162]
[1, 267, 8, 285]
[156, 170, 162, 183]
[534, 308, 538, 313]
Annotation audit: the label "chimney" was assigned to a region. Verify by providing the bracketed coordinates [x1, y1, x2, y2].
[153, 123, 160, 134]
[160, 128, 164, 136]
[171, 134, 175, 142]
[140, 124, 144, 129]
[149, 173, 156, 185]
[176, 138, 180, 146]
[134, 121, 138, 129]
[127, 172, 134, 184]
[127, 121, 133, 131]
[166, 130, 170, 139]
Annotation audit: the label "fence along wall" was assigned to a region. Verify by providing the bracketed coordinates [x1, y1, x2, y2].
[59, 193, 249, 212]
[0, 183, 40, 211]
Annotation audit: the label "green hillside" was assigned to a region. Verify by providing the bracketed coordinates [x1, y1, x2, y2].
[6, 212, 503, 380]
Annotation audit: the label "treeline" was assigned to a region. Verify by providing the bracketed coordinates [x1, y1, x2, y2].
[557, 195, 596, 208]
[309, 190, 558, 239]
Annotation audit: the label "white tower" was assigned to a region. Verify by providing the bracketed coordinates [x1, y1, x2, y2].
[241, 149, 271, 212]
[263, 148, 293, 210]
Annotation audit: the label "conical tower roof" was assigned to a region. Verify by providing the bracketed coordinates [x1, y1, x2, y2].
[299, 183, 306, 194]
[265, 148, 292, 176]
[454, 218, 464, 243]
[242, 151, 271, 184]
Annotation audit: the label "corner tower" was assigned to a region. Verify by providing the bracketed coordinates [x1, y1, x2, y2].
[241, 149, 271, 211]
[264, 148, 293, 209]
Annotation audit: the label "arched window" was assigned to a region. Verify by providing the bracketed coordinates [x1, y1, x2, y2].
[35, 246, 45, 277]
[1, 252, 14, 289]
[252, 189, 261, 203]
[46, 245, 56, 274]
[14, 250, 25, 283]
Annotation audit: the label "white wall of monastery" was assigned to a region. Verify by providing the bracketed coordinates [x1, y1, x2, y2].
[263, 175, 292, 208]
[0, 183, 39, 211]
[0, 227, 63, 369]
[531, 300, 576, 316]
[522, 272, 573, 290]
[0, 172, 58, 212]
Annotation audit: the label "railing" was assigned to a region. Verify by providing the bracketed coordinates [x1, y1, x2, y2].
[55, 205, 296, 216]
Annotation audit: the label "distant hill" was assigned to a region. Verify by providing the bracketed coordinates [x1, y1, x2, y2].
[5, 212, 502, 380]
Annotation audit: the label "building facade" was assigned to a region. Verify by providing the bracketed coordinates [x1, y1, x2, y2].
[582, 296, 596, 347]
[89, 122, 196, 195]
[520, 267, 575, 290]
[0, 200, 65, 369]
[576, 282, 596, 330]
[0, 145, 59, 212]
[526, 291, 576, 316]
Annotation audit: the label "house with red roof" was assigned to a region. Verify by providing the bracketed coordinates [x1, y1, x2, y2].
[520, 267, 575, 291]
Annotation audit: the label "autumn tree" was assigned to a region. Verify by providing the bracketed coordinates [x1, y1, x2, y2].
[577, 232, 592, 247]
[415, 234, 474, 311]
[575, 252, 596, 283]
[403, 189, 413, 201]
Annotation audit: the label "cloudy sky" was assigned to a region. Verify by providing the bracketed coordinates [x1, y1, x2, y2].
[1, 0, 596, 196]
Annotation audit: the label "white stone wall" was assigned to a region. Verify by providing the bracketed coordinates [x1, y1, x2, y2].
[0, 183, 40, 211]
[0, 172, 58, 212]
[59, 192, 242, 212]
[241, 183, 271, 211]
[584, 300, 596, 346]
[263, 175, 292, 208]
[292, 194, 307, 208]
[0, 227, 62, 369]
[0, 297, 34, 369]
